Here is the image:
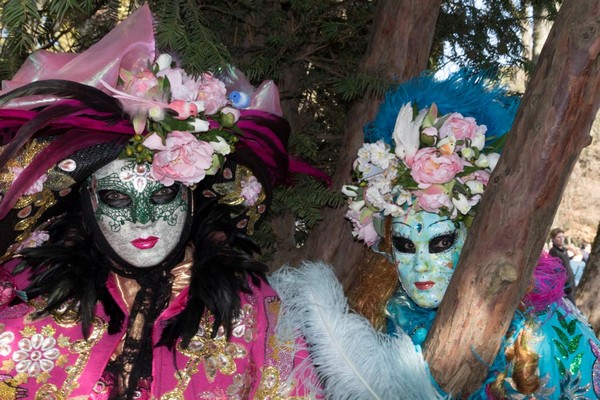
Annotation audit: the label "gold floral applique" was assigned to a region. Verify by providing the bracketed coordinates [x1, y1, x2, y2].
[32, 318, 107, 400]
[253, 366, 309, 400]
[1, 324, 60, 384]
[161, 309, 256, 400]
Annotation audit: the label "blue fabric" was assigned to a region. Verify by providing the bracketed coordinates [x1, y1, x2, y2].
[386, 288, 600, 399]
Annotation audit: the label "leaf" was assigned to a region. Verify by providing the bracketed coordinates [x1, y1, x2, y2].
[567, 319, 578, 335]
[557, 311, 568, 330]
[485, 133, 508, 153]
[554, 356, 566, 377]
[570, 353, 584, 376]
[553, 339, 569, 358]
[569, 334, 582, 353]
[552, 325, 570, 346]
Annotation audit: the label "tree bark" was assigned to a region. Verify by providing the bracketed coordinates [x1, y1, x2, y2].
[423, 0, 600, 396]
[576, 221, 600, 335]
[277, 0, 443, 285]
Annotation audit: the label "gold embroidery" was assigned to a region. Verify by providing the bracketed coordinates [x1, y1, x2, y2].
[40, 326, 55, 337]
[1, 359, 15, 373]
[0, 139, 63, 262]
[13, 189, 56, 233]
[213, 165, 267, 235]
[35, 372, 50, 384]
[254, 366, 309, 400]
[50, 300, 81, 327]
[0, 377, 26, 399]
[161, 313, 251, 399]
[33, 318, 107, 399]
[35, 383, 64, 400]
[0, 381, 17, 399]
[20, 326, 36, 338]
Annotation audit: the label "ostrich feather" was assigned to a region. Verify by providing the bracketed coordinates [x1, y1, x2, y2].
[270, 262, 445, 400]
[0, 79, 124, 116]
[0, 102, 86, 170]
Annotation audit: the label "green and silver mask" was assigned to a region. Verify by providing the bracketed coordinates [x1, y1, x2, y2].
[87, 159, 189, 268]
[391, 209, 467, 308]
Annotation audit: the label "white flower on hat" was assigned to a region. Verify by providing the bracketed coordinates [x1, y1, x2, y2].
[210, 136, 232, 155]
[393, 103, 427, 164]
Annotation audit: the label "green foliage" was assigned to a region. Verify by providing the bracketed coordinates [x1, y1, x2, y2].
[252, 175, 345, 257]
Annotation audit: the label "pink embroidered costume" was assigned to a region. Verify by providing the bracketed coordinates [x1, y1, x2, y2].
[0, 5, 322, 399]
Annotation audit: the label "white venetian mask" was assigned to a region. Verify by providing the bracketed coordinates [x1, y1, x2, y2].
[87, 159, 189, 268]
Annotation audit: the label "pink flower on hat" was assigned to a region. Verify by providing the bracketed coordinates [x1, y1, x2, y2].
[145, 131, 215, 186]
[241, 176, 263, 206]
[346, 208, 379, 246]
[410, 147, 464, 188]
[414, 185, 453, 214]
[11, 167, 47, 195]
[122, 70, 159, 99]
[439, 113, 484, 140]
[158, 67, 199, 101]
[198, 73, 228, 114]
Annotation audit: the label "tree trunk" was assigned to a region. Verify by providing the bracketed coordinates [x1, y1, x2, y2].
[274, 0, 443, 285]
[532, 3, 554, 64]
[424, 0, 600, 396]
[576, 221, 600, 335]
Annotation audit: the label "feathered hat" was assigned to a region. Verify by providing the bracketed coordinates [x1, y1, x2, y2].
[343, 72, 519, 246]
[0, 4, 327, 261]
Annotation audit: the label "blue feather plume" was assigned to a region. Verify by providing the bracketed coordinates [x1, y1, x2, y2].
[364, 71, 519, 148]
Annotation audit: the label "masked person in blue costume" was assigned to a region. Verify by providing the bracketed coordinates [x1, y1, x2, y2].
[272, 73, 600, 399]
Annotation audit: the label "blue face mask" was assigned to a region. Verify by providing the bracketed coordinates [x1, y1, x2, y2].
[391, 210, 467, 308]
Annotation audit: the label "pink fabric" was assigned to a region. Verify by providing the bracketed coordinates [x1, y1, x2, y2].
[0, 260, 321, 399]
[250, 80, 283, 116]
[1, 4, 155, 110]
[224, 110, 331, 186]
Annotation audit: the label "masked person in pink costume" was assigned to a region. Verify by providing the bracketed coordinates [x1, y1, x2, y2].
[0, 5, 323, 399]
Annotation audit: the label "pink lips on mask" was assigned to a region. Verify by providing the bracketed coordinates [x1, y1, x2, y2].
[131, 236, 159, 249]
[414, 281, 435, 290]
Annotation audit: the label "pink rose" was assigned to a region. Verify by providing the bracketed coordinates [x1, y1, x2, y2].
[157, 68, 199, 101]
[145, 131, 215, 186]
[439, 113, 485, 141]
[462, 170, 490, 186]
[410, 147, 464, 187]
[241, 176, 263, 206]
[414, 185, 452, 213]
[198, 73, 228, 114]
[122, 70, 159, 98]
[346, 209, 379, 246]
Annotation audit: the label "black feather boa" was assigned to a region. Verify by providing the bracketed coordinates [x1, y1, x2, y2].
[18, 213, 125, 337]
[157, 200, 267, 349]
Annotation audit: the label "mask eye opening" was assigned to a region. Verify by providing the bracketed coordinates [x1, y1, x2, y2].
[98, 189, 132, 208]
[428, 231, 456, 254]
[392, 236, 416, 254]
[151, 184, 180, 205]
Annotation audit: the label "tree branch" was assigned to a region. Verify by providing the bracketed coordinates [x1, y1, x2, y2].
[424, 0, 600, 395]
